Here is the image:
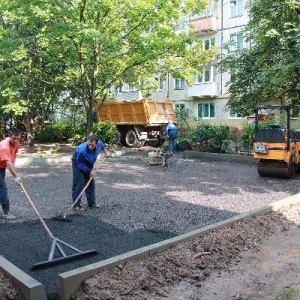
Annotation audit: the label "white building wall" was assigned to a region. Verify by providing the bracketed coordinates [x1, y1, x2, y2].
[112, 0, 250, 128]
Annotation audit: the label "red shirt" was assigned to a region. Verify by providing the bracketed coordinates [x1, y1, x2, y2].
[0, 137, 19, 168]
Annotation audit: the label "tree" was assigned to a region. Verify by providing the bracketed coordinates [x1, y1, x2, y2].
[219, 0, 300, 117]
[0, 3, 65, 143]
[0, 0, 215, 138]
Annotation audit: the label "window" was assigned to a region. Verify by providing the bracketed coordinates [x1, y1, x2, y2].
[203, 38, 215, 50]
[114, 86, 122, 94]
[175, 103, 185, 118]
[230, 33, 244, 51]
[154, 77, 163, 90]
[175, 22, 186, 31]
[175, 103, 185, 111]
[198, 103, 215, 119]
[194, 66, 212, 83]
[230, 0, 243, 17]
[174, 78, 185, 89]
[123, 83, 137, 91]
[192, 1, 216, 18]
[229, 111, 242, 118]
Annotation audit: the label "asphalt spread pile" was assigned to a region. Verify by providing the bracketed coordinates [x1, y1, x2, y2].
[0, 214, 175, 299]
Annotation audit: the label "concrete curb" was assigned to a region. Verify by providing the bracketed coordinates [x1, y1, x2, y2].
[15, 149, 132, 166]
[182, 151, 254, 164]
[0, 256, 47, 300]
[57, 193, 300, 300]
[16, 155, 72, 166]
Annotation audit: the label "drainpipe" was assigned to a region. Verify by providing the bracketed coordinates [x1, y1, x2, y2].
[167, 72, 170, 99]
[220, 0, 224, 95]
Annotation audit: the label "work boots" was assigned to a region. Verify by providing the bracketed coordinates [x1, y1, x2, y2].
[1, 204, 16, 220]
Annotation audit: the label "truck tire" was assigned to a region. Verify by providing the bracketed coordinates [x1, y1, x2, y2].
[125, 130, 138, 148]
[115, 130, 125, 146]
[148, 137, 164, 147]
[135, 140, 145, 148]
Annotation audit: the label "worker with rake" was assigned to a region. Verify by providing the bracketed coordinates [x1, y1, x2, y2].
[0, 128, 23, 220]
[71, 135, 110, 211]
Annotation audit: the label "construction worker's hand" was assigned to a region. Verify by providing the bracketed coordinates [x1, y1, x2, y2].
[15, 176, 22, 185]
[89, 173, 94, 178]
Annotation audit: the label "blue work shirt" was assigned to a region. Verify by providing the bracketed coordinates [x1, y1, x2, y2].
[166, 123, 177, 136]
[72, 141, 105, 173]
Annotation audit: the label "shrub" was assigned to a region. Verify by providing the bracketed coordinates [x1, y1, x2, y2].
[187, 123, 234, 153]
[92, 121, 118, 145]
[35, 123, 74, 143]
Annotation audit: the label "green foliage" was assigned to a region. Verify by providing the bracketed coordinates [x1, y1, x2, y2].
[92, 121, 118, 145]
[0, 0, 215, 138]
[239, 123, 255, 152]
[35, 123, 74, 143]
[175, 106, 196, 141]
[276, 287, 298, 300]
[188, 123, 236, 153]
[72, 125, 86, 145]
[219, 0, 300, 116]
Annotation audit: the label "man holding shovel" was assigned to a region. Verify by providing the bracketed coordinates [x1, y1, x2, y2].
[0, 128, 23, 220]
[71, 135, 110, 211]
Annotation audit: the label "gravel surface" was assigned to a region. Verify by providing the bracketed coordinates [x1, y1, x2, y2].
[0, 149, 300, 299]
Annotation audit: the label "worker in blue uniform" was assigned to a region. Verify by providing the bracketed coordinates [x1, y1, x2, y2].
[165, 120, 177, 150]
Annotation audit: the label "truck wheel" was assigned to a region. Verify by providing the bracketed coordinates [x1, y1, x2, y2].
[135, 140, 145, 148]
[125, 130, 138, 148]
[116, 130, 127, 146]
[148, 137, 162, 147]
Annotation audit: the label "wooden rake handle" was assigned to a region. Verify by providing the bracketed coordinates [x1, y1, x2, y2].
[19, 182, 55, 240]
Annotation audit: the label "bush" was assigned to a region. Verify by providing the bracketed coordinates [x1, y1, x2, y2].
[72, 125, 86, 145]
[187, 123, 234, 153]
[35, 123, 74, 143]
[92, 121, 118, 145]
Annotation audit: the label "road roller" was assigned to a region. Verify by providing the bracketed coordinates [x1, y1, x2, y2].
[253, 105, 298, 178]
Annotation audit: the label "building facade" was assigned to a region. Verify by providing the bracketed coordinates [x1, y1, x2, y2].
[114, 0, 250, 128]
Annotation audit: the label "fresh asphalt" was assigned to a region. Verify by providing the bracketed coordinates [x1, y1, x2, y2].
[0, 214, 175, 299]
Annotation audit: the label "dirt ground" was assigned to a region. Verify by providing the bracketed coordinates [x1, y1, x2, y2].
[1, 143, 300, 299]
[71, 202, 300, 300]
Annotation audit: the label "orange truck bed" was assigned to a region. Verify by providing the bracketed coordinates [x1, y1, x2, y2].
[97, 99, 176, 126]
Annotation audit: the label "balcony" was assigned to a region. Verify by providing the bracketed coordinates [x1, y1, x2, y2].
[119, 90, 143, 101]
[187, 82, 218, 98]
[190, 17, 219, 36]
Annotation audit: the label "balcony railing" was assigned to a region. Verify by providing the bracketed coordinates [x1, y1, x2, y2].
[190, 16, 219, 35]
[187, 82, 218, 97]
[119, 90, 143, 101]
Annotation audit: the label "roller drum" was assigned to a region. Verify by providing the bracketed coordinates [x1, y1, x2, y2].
[257, 161, 296, 179]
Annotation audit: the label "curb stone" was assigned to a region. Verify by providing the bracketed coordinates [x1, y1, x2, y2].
[0, 256, 47, 300]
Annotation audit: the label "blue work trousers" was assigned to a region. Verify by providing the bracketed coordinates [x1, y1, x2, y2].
[168, 130, 177, 148]
[72, 161, 96, 207]
[0, 168, 9, 205]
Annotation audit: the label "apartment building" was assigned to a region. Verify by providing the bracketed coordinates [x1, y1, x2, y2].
[115, 0, 250, 128]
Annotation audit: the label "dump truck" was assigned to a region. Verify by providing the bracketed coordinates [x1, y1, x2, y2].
[96, 99, 176, 148]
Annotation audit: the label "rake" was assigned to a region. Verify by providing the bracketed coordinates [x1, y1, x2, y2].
[19, 182, 97, 270]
